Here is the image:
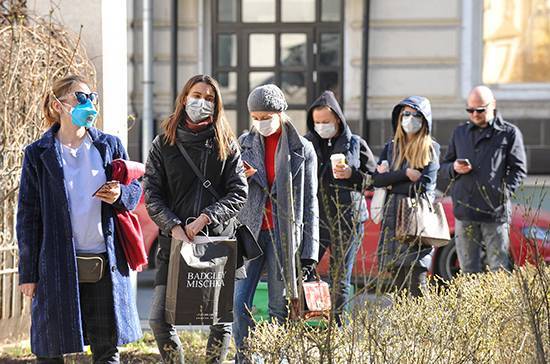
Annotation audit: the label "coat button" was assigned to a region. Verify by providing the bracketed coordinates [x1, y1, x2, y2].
[111, 266, 116, 272]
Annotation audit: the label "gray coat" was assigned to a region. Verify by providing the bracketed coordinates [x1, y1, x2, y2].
[238, 122, 319, 266]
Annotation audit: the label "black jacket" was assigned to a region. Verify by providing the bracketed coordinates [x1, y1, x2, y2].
[304, 90, 376, 226]
[372, 96, 440, 197]
[143, 124, 248, 285]
[440, 113, 527, 222]
[372, 96, 440, 271]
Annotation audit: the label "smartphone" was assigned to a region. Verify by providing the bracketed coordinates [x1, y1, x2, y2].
[243, 160, 255, 170]
[456, 158, 471, 166]
[92, 181, 117, 197]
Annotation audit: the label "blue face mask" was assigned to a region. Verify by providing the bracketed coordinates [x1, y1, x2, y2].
[70, 99, 98, 127]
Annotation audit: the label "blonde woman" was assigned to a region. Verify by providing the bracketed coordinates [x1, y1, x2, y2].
[372, 96, 440, 296]
[17, 75, 142, 362]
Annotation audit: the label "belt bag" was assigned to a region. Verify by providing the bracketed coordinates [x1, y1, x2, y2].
[76, 253, 106, 283]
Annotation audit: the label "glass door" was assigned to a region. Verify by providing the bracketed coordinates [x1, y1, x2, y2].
[213, 0, 343, 134]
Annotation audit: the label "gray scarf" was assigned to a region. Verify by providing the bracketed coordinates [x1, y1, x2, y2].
[274, 122, 299, 299]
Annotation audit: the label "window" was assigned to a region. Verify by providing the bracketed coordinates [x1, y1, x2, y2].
[483, 0, 550, 84]
[212, 0, 344, 133]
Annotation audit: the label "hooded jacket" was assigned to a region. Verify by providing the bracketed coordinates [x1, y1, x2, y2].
[372, 96, 440, 271]
[304, 91, 376, 225]
[372, 96, 440, 196]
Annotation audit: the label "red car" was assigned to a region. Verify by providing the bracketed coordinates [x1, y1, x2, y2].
[136, 190, 550, 281]
[317, 191, 550, 282]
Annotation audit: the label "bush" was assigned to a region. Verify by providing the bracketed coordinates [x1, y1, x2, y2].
[244, 266, 550, 363]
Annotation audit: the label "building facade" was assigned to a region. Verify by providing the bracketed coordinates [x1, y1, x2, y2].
[127, 0, 550, 173]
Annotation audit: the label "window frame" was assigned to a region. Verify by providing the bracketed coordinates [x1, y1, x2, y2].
[461, 0, 550, 101]
[212, 0, 345, 133]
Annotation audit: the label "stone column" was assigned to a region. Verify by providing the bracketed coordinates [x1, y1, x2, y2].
[28, 0, 129, 147]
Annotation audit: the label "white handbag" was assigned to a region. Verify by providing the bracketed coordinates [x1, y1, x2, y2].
[370, 188, 387, 224]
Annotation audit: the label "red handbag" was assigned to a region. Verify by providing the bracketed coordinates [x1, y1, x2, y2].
[111, 159, 148, 271]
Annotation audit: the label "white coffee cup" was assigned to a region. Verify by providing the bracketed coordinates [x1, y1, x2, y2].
[330, 153, 346, 178]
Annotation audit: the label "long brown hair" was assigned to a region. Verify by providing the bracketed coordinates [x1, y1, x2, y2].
[392, 113, 434, 170]
[161, 75, 235, 161]
[42, 75, 89, 128]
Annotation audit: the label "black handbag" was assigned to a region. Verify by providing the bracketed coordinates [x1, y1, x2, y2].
[175, 143, 263, 261]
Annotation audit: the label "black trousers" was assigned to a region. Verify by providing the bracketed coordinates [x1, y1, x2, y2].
[37, 271, 119, 364]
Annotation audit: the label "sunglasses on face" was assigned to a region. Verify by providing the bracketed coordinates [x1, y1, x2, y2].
[465, 103, 489, 114]
[402, 110, 422, 118]
[70, 91, 99, 105]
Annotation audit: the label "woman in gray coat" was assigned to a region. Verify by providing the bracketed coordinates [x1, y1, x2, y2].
[233, 84, 319, 362]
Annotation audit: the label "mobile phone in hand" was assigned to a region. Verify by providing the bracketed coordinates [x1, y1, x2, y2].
[243, 160, 258, 173]
[456, 158, 471, 166]
[92, 181, 117, 197]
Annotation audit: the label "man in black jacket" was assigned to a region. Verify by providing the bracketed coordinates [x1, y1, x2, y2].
[441, 85, 527, 273]
[304, 91, 376, 324]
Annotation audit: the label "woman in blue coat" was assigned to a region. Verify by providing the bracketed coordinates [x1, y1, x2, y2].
[372, 96, 440, 296]
[16, 75, 142, 363]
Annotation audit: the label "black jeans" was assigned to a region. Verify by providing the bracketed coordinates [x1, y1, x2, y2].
[391, 265, 427, 297]
[36, 271, 119, 363]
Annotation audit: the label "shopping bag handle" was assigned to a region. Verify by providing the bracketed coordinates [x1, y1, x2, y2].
[185, 216, 212, 243]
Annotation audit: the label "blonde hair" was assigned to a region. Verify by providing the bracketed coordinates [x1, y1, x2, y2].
[161, 74, 236, 161]
[42, 75, 89, 128]
[392, 113, 434, 170]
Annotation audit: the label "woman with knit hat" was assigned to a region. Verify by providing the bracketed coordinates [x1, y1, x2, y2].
[233, 84, 319, 362]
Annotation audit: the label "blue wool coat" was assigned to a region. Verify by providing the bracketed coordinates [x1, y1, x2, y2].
[16, 125, 142, 357]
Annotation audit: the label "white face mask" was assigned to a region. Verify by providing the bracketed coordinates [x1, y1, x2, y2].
[314, 123, 337, 139]
[253, 114, 280, 137]
[401, 115, 423, 134]
[185, 97, 214, 123]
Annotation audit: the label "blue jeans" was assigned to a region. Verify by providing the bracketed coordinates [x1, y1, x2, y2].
[318, 224, 363, 325]
[233, 230, 287, 356]
[149, 285, 232, 364]
[455, 219, 510, 274]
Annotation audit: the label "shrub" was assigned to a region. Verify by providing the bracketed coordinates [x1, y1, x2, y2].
[245, 266, 550, 364]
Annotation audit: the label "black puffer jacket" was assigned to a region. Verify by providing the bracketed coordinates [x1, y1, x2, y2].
[143, 123, 248, 285]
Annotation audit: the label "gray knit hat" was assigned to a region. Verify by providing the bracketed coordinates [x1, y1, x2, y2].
[247, 84, 288, 112]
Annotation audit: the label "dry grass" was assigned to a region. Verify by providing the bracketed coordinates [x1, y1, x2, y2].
[0, 331, 226, 363]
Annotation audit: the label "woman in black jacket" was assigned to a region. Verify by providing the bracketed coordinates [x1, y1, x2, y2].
[304, 90, 376, 324]
[143, 74, 248, 363]
[372, 96, 440, 297]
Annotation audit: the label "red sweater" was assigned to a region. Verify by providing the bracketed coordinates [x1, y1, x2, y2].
[261, 128, 282, 230]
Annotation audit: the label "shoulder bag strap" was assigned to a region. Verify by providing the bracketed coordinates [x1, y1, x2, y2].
[175, 142, 222, 201]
